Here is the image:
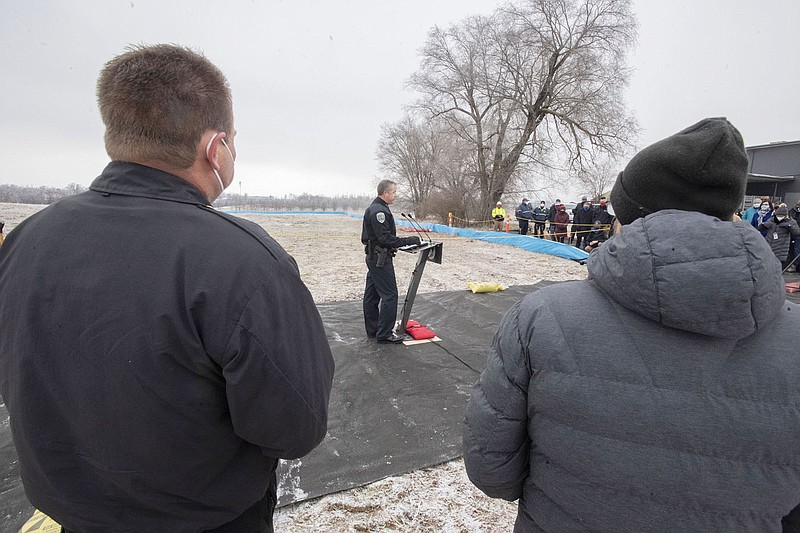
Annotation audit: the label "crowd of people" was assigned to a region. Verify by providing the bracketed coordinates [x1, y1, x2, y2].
[509, 192, 800, 267]
[740, 197, 800, 271]
[512, 196, 616, 252]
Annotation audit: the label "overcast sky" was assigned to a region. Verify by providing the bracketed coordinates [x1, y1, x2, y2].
[2, 0, 798, 199]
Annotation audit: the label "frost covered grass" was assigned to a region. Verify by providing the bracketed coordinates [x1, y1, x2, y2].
[274, 459, 518, 532]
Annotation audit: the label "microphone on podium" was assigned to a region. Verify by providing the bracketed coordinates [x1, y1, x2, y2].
[401, 213, 432, 243]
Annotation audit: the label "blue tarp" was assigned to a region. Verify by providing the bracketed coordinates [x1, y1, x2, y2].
[225, 211, 590, 263]
[399, 221, 590, 263]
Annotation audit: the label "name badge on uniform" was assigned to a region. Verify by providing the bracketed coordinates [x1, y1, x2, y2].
[376, 212, 386, 224]
[774, 232, 779, 240]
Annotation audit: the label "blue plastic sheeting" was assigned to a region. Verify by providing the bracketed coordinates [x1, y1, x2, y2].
[396, 220, 590, 263]
[233, 211, 589, 262]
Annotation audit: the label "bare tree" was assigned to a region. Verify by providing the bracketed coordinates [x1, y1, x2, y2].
[574, 155, 621, 200]
[376, 112, 484, 223]
[418, 125, 482, 223]
[409, 0, 638, 220]
[376, 113, 440, 206]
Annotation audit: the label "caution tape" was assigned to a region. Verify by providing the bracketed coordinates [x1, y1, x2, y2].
[453, 216, 498, 225]
[514, 220, 604, 227]
[561, 226, 611, 235]
[435, 215, 613, 238]
[502, 225, 611, 236]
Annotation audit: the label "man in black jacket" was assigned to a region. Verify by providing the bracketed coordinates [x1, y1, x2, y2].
[532, 201, 548, 237]
[584, 218, 610, 253]
[515, 198, 534, 235]
[572, 199, 595, 249]
[0, 44, 334, 533]
[361, 180, 421, 343]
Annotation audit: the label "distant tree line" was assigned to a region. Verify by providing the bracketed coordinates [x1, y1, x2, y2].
[0, 183, 87, 204]
[214, 193, 372, 212]
[0, 184, 371, 212]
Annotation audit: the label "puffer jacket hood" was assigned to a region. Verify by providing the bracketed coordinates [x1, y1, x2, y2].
[588, 209, 784, 339]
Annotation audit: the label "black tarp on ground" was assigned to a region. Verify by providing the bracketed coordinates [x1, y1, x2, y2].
[275, 282, 557, 506]
[1, 284, 546, 531]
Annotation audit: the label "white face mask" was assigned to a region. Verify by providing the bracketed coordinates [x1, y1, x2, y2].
[205, 134, 234, 194]
[776, 216, 786, 221]
[759, 205, 770, 213]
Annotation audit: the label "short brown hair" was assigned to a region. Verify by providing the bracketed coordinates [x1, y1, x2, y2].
[97, 44, 232, 169]
[377, 179, 396, 196]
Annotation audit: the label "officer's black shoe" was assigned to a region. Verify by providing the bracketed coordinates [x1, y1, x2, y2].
[377, 334, 404, 344]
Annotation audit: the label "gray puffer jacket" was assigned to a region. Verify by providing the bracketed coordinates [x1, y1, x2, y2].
[464, 210, 800, 532]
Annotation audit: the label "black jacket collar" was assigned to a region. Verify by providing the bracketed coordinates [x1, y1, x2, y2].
[90, 161, 210, 205]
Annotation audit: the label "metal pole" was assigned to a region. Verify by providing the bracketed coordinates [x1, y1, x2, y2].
[396, 242, 443, 335]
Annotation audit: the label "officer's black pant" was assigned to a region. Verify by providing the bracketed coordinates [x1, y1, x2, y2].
[363, 255, 398, 339]
[532, 222, 545, 237]
[518, 219, 529, 235]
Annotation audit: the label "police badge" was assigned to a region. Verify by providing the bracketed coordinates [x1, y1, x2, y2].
[376, 212, 386, 223]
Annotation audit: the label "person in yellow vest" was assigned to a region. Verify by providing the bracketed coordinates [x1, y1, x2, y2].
[491, 202, 506, 231]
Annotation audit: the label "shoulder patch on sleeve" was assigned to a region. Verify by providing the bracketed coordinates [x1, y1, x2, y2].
[376, 212, 386, 224]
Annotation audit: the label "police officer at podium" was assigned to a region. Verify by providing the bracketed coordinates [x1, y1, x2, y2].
[362, 179, 421, 343]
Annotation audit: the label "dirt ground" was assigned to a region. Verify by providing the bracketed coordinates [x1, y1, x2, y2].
[1, 203, 588, 532]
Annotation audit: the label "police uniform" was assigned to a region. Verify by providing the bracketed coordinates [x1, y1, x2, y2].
[361, 197, 420, 341]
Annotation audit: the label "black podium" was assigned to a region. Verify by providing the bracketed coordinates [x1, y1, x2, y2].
[396, 241, 443, 335]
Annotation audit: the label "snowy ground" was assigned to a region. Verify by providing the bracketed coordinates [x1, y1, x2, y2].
[1, 204, 588, 532]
